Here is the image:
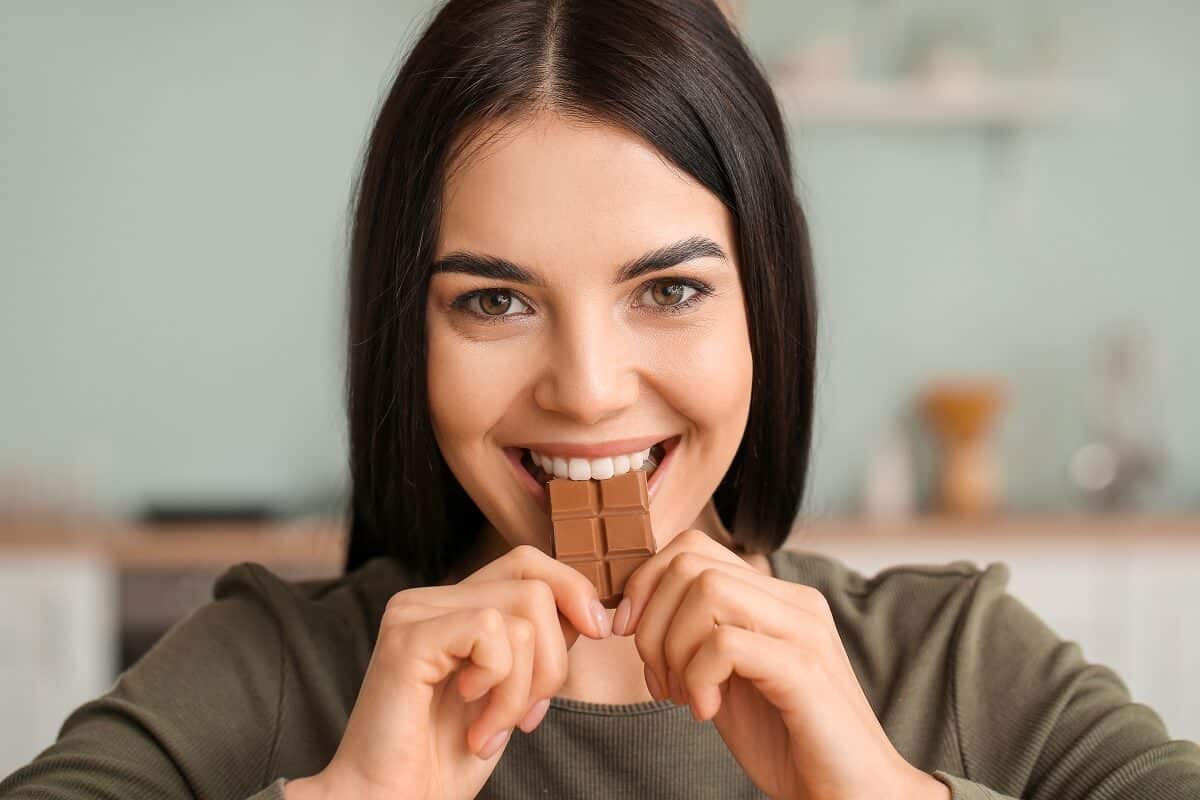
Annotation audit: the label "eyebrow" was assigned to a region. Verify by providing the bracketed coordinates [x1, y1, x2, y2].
[430, 235, 729, 287]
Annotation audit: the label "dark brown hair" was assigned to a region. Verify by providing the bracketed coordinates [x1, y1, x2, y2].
[344, 0, 817, 583]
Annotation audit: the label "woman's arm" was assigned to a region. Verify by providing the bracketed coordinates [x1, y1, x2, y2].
[933, 563, 1200, 799]
[0, 576, 287, 799]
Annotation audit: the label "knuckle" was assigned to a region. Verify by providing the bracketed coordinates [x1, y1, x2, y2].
[380, 599, 422, 629]
[508, 616, 535, 646]
[511, 543, 543, 563]
[796, 585, 831, 616]
[695, 567, 726, 598]
[384, 588, 415, 613]
[379, 605, 407, 630]
[712, 624, 741, 652]
[475, 606, 506, 633]
[378, 623, 414, 663]
[669, 550, 703, 575]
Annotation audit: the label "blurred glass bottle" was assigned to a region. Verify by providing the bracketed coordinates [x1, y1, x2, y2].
[1067, 322, 1167, 512]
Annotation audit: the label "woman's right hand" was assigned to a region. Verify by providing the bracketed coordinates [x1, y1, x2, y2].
[287, 544, 612, 800]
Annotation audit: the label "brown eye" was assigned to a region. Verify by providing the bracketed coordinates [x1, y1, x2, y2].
[635, 278, 711, 315]
[478, 290, 513, 315]
[452, 288, 531, 321]
[649, 281, 690, 307]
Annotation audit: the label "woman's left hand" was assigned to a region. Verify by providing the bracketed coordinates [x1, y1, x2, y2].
[613, 529, 948, 800]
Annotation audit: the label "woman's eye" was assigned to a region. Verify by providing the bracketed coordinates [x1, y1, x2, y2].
[450, 277, 713, 324]
[637, 278, 714, 313]
[648, 281, 696, 307]
[453, 289, 531, 319]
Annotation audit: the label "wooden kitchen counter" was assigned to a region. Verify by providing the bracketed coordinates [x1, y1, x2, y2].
[0, 517, 345, 573]
[788, 512, 1200, 546]
[2, 513, 1197, 575]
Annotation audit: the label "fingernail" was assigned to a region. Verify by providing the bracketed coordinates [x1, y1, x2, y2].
[645, 666, 664, 700]
[519, 698, 550, 733]
[478, 728, 511, 759]
[612, 597, 632, 636]
[590, 598, 611, 638]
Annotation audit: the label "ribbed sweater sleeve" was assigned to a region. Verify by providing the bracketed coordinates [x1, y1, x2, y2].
[932, 772, 1019, 799]
[930, 562, 1200, 798]
[3, 551, 1198, 798]
[249, 777, 288, 799]
[0, 566, 288, 800]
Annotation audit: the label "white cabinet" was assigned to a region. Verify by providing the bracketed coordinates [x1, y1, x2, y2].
[0, 555, 118, 776]
[788, 525, 1200, 743]
[1123, 547, 1200, 737]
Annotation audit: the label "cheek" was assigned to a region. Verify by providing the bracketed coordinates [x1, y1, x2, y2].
[425, 319, 527, 448]
[651, 314, 753, 436]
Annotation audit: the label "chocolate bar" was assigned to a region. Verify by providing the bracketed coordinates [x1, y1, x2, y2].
[547, 469, 657, 609]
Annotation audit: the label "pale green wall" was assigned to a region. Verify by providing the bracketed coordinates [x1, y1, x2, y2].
[2, 1, 1196, 519]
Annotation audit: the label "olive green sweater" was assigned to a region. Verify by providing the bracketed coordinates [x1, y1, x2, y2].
[2, 548, 1198, 799]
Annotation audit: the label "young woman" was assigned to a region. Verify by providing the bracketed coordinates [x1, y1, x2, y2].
[4, 1, 1198, 798]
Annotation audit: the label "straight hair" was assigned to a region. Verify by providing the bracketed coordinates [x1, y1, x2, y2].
[344, 0, 817, 583]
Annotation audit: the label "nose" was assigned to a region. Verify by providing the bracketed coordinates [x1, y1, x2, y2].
[532, 316, 640, 426]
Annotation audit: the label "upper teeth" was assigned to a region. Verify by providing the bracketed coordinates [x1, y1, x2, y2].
[528, 447, 654, 481]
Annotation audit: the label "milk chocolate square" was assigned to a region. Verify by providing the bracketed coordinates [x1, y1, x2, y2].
[547, 469, 656, 609]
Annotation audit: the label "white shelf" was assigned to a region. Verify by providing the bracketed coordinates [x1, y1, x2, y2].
[770, 76, 1117, 128]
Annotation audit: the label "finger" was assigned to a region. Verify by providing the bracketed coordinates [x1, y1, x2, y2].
[632, 551, 732, 700]
[382, 600, 495, 702]
[392, 605, 513, 702]
[468, 615, 535, 758]
[404, 580, 570, 706]
[786, 583, 862, 680]
[620, 529, 754, 638]
[462, 544, 611, 640]
[661, 567, 805, 699]
[683, 625, 805, 723]
[664, 575, 878, 732]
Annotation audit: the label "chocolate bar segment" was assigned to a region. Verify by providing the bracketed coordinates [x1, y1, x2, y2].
[548, 469, 656, 609]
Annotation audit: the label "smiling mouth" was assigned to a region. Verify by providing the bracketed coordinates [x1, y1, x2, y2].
[519, 437, 675, 485]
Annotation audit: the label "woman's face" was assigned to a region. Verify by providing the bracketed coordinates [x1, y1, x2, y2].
[426, 112, 753, 556]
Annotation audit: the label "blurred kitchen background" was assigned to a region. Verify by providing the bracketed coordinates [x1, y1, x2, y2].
[2, 0, 1198, 776]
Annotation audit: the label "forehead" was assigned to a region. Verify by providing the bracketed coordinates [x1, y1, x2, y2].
[438, 114, 733, 271]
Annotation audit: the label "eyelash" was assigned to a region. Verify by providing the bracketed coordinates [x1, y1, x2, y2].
[449, 277, 715, 325]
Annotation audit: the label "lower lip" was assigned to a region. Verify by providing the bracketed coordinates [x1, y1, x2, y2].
[503, 438, 680, 513]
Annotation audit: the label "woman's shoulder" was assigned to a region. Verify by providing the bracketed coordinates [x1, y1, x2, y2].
[195, 555, 420, 676]
[768, 545, 1009, 618]
[0, 556, 424, 798]
[93, 556, 418, 794]
[769, 546, 1044, 672]
[767, 546, 1018, 710]
[211, 555, 420, 631]
[125, 554, 420, 699]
